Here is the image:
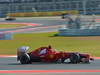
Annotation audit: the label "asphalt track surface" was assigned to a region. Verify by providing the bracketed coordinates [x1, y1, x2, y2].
[0, 57, 100, 70]
[0, 17, 65, 33]
[0, 16, 100, 75]
[0, 57, 100, 75]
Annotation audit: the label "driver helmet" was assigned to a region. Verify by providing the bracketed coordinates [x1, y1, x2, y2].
[48, 45, 52, 49]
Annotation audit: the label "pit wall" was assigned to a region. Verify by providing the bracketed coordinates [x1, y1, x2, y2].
[7, 10, 78, 17]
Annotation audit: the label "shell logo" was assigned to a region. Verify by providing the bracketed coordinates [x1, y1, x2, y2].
[49, 55, 54, 58]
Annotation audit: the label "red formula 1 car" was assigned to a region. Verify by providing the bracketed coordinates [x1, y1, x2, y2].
[17, 45, 94, 64]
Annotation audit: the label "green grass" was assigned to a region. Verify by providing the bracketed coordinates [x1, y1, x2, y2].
[0, 32, 100, 57]
[0, 24, 25, 28]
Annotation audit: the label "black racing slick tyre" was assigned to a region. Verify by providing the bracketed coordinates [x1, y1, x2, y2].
[70, 53, 80, 64]
[20, 53, 30, 64]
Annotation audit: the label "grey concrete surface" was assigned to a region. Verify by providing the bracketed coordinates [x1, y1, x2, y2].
[0, 57, 99, 70]
[0, 57, 100, 75]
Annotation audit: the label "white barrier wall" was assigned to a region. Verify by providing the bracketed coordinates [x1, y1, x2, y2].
[58, 28, 100, 36]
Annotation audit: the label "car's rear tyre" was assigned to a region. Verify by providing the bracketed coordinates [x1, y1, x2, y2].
[20, 53, 30, 64]
[70, 53, 80, 64]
